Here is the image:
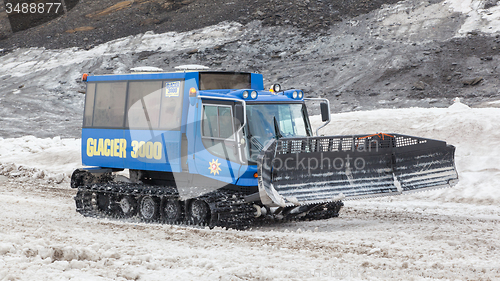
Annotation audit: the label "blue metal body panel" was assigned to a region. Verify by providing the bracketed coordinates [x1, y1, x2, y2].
[82, 128, 182, 172]
[82, 127, 258, 186]
[236, 166, 258, 186]
[250, 73, 264, 90]
[246, 93, 302, 103]
[197, 90, 303, 103]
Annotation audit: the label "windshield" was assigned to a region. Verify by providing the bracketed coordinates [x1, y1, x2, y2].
[246, 103, 310, 161]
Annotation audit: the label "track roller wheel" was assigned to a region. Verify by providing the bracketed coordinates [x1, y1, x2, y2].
[139, 196, 160, 221]
[189, 199, 210, 225]
[161, 199, 183, 223]
[119, 195, 138, 217]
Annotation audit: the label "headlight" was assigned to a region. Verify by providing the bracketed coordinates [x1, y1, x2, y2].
[251, 91, 257, 99]
[298, 91, 303, 98]
[242, 91, 249, 98]
[292, 91, 297, 99]
[272, 84, 281, 92]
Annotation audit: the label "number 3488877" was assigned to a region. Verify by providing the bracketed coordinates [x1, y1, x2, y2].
[5, 3, 62, 14]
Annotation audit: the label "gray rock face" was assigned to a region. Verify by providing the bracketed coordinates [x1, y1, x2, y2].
[0, 0, 500, 138]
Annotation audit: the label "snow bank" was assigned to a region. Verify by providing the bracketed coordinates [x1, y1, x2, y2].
[448, 0, 500, 34]
[311, 100, 500, 205]
[0, 136, 80, 183]
[376, 0, 500, 41]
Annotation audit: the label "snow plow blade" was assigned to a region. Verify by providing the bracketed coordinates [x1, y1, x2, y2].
[256, 133, 458, 207]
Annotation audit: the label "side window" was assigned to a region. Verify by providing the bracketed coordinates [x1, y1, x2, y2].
[126, 81, 163, 129]
[219, 107, 233, 139]
[159, 81, 184, 130]
[202, 104, 238, 162]
[202, 105, 218, 137]
[202, 105, 234, 139]
[93, 82, 127, 128]
[87, 80, 184, 130]
[293, 105, 308, 136]
[83, 83, 96, 127]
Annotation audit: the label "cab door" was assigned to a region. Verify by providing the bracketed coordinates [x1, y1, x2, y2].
[193, 102, 242, 185]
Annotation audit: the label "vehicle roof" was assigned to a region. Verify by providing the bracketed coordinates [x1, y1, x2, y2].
[85, 71, 252, 82]
[85, 71, 302, 102]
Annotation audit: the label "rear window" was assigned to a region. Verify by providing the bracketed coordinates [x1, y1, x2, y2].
[93, 82, 127, 128]
[126, 81, 163, 129]
[83, 83, 96, 127]
[84, 80, 184, 130]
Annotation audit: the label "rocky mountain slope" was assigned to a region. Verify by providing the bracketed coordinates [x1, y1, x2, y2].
[1, 0, 401, 49]
[1, 0, 499, 138]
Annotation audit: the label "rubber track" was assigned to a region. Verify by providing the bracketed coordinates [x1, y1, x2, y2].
[74, 182, 257, 230]
[74, 182, 345, 230]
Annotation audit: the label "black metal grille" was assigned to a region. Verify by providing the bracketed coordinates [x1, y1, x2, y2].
[395, 136, 427, 147]
[257, 134, 458, 206]
[274, 134, 432, 155]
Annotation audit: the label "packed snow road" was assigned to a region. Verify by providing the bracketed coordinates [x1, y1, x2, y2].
[0, 177, 499, 281]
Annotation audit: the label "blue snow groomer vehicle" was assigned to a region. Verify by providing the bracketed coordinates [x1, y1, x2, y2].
[72, 66, 458, 229]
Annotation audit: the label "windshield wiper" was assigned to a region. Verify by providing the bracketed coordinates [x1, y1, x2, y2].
[273, 116, 283, 139]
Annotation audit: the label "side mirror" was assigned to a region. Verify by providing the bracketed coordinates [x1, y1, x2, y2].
[320, 102, 330, 122]
[234, 104, 244, 125]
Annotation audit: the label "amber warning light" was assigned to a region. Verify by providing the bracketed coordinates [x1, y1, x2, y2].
[82, 73, 89, 81]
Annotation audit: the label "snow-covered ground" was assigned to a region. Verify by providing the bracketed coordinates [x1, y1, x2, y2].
[1, 101, 499, 280]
